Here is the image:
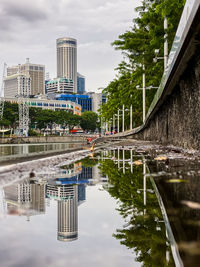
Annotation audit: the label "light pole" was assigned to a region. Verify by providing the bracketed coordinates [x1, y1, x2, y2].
[164, 16, 168, 70]
[130, 104, 133, 130]
[105, 121, 108, 133]
[113, 114, 115, 134]
[142, 64, 145, 123]
[136, 64, 146, 123]
[109, 119, 112, 134]
[153, 17, 168, 70]
[117, 109, 120, 133]
[122, 104, 125, 132]
[122, 105, 130, 132]
[136, 85, 159, 123]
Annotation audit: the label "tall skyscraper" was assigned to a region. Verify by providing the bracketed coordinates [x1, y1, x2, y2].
[56, 37, 77, 93]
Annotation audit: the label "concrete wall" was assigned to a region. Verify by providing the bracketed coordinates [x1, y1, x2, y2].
[133, 54, 200, 150]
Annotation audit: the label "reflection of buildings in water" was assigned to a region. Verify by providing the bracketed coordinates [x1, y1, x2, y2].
[3, 178, 46, 218]
[57, 193, 78, 242]
[78, 184, 86, 204]
[58, 161, 108, 186]
[88, 165, 108, 185]
[1, 160, 108, 241]
[46, 183, 78, 242]
[59, 162, 82, 179]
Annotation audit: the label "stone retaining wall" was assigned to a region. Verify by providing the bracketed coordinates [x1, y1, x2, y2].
[133, 54, 200, 150]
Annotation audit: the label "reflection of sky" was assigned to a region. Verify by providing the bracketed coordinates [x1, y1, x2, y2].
[0, 184, 140, 267]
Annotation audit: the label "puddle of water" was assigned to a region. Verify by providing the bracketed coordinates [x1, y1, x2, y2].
[0, 146, 199, 266]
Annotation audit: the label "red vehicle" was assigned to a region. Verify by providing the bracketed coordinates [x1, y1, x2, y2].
[69, 129, 84, 134]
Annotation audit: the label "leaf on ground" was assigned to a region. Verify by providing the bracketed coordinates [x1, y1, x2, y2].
[181, 200, 200, 209]
[133, 160, 143, 165]
[154, 156, 167, 161]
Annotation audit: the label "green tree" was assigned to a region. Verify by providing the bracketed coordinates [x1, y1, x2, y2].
[80, 111, 98, 132]
[100, 0, 185, 129]
[1, 102, 18, 127]
[0, 118, 11, 127]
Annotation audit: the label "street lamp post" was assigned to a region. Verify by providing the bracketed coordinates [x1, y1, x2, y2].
[117, 109, 120, 133]
[105, 121, 108, 133]
[142, 64, 146, 123]
[154, 17, 168, 70]
[113, 114, 115, 134]
[164, 16, 168, 70]
[130, 104, 133, 130]
[122, 104, 125, 132]
[136, 85, 159, 123]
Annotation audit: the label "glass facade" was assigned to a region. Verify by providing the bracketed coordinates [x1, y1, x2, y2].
[56, 94, 92, 112]
[77, 74, 85, 94]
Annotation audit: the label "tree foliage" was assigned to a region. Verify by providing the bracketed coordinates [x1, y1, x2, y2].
[99, 150, 175, 266]
[100, 0, 185, 129]
[80, 111, 98, 132]
[1, 102, 82, 135]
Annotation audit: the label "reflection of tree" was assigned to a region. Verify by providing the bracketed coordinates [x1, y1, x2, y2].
[100, 159, 175, 267]
[76, 157, 98, 168]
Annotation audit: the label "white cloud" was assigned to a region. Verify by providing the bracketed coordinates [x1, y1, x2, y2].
[0, 0, 142, 91]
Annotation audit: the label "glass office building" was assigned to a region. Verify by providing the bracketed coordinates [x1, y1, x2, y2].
[56, 94, 92, 112]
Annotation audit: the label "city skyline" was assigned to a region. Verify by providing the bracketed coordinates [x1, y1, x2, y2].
[0, 0, 141, 92]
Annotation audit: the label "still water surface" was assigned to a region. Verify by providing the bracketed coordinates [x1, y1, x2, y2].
[0, 147, 199, 267]
[0, 143, 84, 161]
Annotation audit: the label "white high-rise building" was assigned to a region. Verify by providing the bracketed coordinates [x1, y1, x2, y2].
[4, 73, 31, 98]
[7, 59, 45, 96]
[56, 37, 77, 93]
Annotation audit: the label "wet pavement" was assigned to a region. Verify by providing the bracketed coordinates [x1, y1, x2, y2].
[0, 140, 199, 266]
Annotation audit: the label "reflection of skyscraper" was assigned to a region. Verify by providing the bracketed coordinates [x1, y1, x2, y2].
[78, 184, 86, 203]
[46, 183, 78, 242]
[57, 185, 78, 242]
[58, 185, 78, 241]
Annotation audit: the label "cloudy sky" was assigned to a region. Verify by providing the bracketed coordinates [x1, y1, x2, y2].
[0, 0, 141, 92]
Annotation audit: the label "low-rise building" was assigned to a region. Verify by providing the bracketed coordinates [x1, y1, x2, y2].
[55, 94, 92, 112]
[5, 97, 81, 116]
[46, 78, 74, 94]
[4, 73, 31, 98]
